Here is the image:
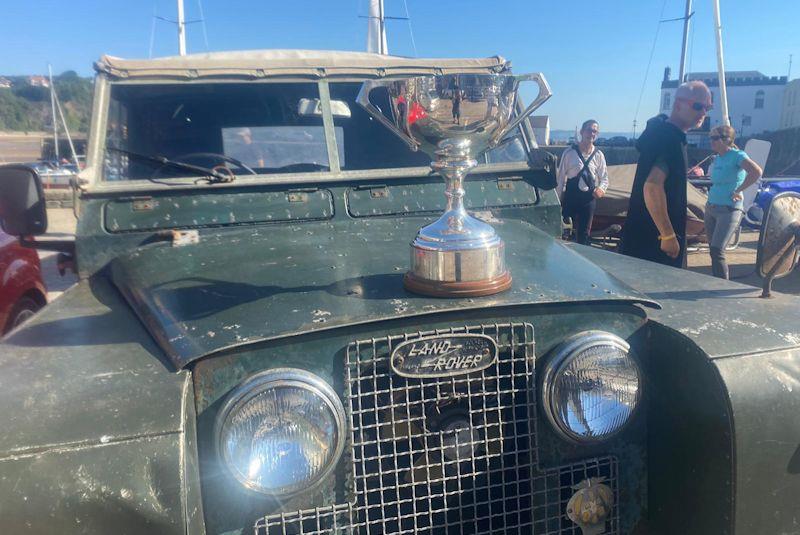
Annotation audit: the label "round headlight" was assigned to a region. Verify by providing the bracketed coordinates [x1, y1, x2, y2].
[542, 332, 642, 443]
[215, 369, 346, 496]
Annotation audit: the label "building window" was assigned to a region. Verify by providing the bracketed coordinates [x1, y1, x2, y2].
[755, 90, 765, 109]
[662, 92, 671, 111]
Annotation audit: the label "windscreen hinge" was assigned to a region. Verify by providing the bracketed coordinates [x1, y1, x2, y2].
[355, 184, 389, 199]
[287, 188, 318, 203]
[497, 177, 522, 191]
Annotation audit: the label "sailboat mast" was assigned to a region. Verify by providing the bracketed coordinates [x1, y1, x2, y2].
[177, 0, 187, 56]
[712, 0, 730, 126]
[48, 65, 59, 162]
[367, 0, 388, 55]
[52, 86, 79, 167]
[678, 0, 692, 83]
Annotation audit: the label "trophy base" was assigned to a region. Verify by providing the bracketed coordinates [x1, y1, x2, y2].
[404, 271, 512, 297]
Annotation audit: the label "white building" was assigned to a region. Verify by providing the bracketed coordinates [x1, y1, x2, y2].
[530, 116, 550, 147]
[780, 79, 800, 130]
[27, 75, 50, 88]
[660, 68, 787, 145]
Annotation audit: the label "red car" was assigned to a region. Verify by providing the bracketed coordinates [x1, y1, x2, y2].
[0, 230, 46, 335]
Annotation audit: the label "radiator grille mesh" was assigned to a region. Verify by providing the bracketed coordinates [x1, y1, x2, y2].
[345, 323, 536, 534]
[254, 323, 619, 534]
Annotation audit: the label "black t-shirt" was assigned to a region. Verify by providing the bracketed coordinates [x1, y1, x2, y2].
[621, 115, 688, 267]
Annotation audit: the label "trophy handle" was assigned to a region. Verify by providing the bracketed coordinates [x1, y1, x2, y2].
[490, 72, 552, 147]
[356, 80, 421, 151]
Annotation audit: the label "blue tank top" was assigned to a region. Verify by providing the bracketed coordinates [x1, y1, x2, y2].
[708, 149, 747, 209]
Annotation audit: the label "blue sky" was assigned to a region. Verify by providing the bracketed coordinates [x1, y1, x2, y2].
[1, 0, 797, 132]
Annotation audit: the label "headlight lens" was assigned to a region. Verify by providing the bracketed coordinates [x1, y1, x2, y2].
[216, 369, 345, 496]
[542, 332, 642, 443]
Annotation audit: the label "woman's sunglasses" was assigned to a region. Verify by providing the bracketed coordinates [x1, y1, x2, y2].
[709, 135, 727, 141]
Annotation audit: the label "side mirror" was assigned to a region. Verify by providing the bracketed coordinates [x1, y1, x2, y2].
[0, 165, 47, 237]
[756, 191, 800, 297]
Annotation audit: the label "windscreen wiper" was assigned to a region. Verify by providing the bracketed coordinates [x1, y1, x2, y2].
[106, 147, 235, 183]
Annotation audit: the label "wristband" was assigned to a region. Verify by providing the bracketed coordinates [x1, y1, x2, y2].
[658, 233, 676, 241]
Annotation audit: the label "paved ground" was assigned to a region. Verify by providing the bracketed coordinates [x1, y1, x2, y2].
[41, 207, 800, 304]
[685, 228, 800, 295]
[0, 133, 45, 164]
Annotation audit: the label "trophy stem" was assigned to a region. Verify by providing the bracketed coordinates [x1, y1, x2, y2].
[432, 158, 476, 234]
[439, 161, 473, 215]
[404, 154, 511, 297]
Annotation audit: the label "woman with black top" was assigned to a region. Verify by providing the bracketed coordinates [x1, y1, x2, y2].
[557, 119, 609, 245]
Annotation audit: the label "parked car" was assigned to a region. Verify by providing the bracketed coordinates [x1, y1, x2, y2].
[1, 50, 800, 535]
[743, 177, 800, 228]
[0, 228, 46, 334]
[23, 160, 75, 188]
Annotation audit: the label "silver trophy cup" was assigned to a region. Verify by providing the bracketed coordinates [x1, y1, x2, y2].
[357, 72, 551, 297]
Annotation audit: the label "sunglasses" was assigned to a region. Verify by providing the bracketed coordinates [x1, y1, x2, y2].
[709, 135, 727, 141]
[677, 97, 713, 112]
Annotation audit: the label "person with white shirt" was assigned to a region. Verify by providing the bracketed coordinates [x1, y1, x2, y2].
[556, 119, 609, 245]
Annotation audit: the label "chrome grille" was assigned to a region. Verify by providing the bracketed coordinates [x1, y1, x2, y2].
[255, 503, 352, 534]
[254, 323, 621, 535]
[347, 322, 536, 534]
[532, 457, 619, 534]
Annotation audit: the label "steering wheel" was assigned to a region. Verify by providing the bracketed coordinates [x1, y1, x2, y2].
[169, 152, 258, 175]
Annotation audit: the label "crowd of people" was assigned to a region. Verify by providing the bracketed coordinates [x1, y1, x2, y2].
[557, 80, 764, 279]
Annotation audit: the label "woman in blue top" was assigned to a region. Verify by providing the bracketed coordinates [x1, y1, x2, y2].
[704, 125, 763, 279]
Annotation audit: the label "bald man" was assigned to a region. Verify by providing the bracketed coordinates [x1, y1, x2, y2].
[621, 81, 712, 267]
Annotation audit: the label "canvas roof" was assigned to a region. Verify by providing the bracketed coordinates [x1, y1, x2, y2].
[95, 49, 511, 80]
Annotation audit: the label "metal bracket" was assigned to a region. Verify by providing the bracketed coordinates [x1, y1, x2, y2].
[497, 179, 517, 191]
[131, 197, 156, 211]
[287, 192, 308, 203]
[369, 187, 389, 199]
[355, 185, 389, 199]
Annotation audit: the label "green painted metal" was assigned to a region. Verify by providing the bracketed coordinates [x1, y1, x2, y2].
[345, 176, 538, 217]
[716, 349, 800, 533]
[106, 217, 657, 368]
[103, 189, 334, 232]
[192, 304, 649, 532]
[0, 434, 186, 534]
[579, 245, 800, 357]
[644, 322, 734, 534]
[2, 62, 800, 535]
[0, 277, 195, 533]
[0, 278, 186, 452]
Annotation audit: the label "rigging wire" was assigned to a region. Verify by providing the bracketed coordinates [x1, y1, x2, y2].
[402, 0, 418, 57]
[197, 0, 210, 51]
[633, 0, 670, 126]
[149, 3, 158, 58]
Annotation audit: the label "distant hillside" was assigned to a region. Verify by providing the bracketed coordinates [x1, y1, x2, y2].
[0, 71, 92, 133]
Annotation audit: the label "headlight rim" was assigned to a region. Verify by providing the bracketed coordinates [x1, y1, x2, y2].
[541, 331, 642, 445]
[214, 367, 346, 497]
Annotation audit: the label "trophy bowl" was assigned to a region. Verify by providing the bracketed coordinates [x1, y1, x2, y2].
[357, 71, 551, 297]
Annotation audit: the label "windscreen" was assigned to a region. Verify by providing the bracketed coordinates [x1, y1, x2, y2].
[103, 81, 528, 181]
[328, 82, 527, 170]
[104, 82, 339, 180]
